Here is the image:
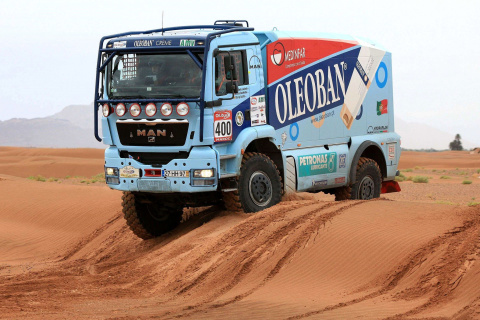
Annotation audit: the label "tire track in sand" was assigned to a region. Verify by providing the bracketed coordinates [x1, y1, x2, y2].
[164, 200, 369, 319]
[285, 205, 480, 320]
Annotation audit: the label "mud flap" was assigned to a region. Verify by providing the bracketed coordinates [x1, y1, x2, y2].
[381, 181, 401, 194]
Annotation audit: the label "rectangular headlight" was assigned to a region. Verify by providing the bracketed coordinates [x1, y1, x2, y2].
[193, 169, 214, 178]
[105, 167, 119, 177]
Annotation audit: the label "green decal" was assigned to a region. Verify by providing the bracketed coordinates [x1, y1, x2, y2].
[298, 152, 337, 177]
[180, 39, 195, 47]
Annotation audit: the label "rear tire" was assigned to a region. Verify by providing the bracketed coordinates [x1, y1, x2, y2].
[122, 192, 182, 239]
[334, 157, 382, 201]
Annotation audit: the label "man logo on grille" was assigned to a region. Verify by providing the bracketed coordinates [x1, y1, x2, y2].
[137, 129, 167, 137]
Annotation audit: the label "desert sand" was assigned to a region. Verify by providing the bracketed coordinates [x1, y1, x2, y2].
[0, 147, 479, 319]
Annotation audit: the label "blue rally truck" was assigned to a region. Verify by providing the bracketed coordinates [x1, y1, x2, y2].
[95, 20, 401, 239]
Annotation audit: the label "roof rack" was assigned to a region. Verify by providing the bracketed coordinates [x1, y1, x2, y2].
[214, 20, 249, 27]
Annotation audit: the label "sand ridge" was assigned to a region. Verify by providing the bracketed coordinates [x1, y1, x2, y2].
[0, 148, 479, 319]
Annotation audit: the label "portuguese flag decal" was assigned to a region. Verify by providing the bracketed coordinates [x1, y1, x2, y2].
[377, 99, 388, 115]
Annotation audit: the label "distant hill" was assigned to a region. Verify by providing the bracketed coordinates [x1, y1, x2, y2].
[395, 118, 476, 150]
[0, 105, 476, 150]
[0, 104, 103, 148]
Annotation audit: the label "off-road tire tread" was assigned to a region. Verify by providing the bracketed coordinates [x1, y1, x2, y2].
[334, 186, 352, 201]
[223, 152, 283, 213]
[335, 157, 381, 201]
[122, 192, 154, 240]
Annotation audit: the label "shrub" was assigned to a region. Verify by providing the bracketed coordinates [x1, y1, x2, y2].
[28, 175, 46, 182]
[468, 202, 480, 207]
[412, 176, 429, 183]
[462, 180, 472, 185]
[440, 176, 451, 179]
[404, 168, 413, 172]
[436, 200, 456, 205]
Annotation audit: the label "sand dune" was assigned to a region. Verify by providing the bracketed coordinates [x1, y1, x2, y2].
[0, 148, 479, 319]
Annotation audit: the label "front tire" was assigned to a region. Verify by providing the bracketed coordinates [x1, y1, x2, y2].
[122, 192, 182, 239]
[224, 152, 282, 213]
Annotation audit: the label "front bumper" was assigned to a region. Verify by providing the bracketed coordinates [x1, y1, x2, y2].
[104, 146, 218, 193]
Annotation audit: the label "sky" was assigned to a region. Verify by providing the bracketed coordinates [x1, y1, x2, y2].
[0, 0, 479, 146]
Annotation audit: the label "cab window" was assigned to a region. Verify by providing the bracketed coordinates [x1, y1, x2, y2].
[215, 51, 248, 96]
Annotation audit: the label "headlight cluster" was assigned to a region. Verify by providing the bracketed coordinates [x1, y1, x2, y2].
[102, 102, 190, 117]
[105, 167, 120, 185]
[191, 169, 216, 186]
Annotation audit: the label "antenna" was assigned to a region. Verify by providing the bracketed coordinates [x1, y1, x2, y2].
[162, 11, 164, 35]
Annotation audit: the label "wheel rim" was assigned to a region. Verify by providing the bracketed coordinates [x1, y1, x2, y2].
[358, 176, 375, 200]
[248, 171, 273, 207]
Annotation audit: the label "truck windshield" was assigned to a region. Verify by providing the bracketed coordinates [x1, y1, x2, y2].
[107, 53, 203, 99]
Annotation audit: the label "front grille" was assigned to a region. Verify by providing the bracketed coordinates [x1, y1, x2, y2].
[117, 120, 189, 146]
[120, 151, 189, 167]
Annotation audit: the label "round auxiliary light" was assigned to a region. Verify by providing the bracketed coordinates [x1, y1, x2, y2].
[176, 102, 190, 116]
[145, 103, 157, 117]
[129, 103, 141, 117]
[102, 104, 112, 117]
[115, 103, 126, 117]
[160, 103, 173, 116]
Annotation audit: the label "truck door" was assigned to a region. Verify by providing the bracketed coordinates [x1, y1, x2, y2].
[211, 46, 264, 143]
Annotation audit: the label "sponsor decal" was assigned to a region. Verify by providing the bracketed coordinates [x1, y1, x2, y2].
[249, 55, 262, 69]
[339, 154, 346, 168]
[134, 40, 154, 47]
[250, 95, 266, 126]
[311, 110, 335, 128]
[155, 40, 172, 46]
[113, 41, 126, 48]
[180, 39, 195, 47]
[289, 123, 299, 141]
[375, 61, 388, 88]
[214, 110, 233, 142]
[335, 177, 346, 184]
[270, 42, 286, 66]
[266, 39, 357, 85]
[356, 105, 363, 120]
[388, 143, 396, 160]
[312, 179, 328, 187]
[367, 125, 389, 134]
[148, 137, 155, 143]
[267, 48, 360, 131]
[235, 111, 244, 126]
[120, 166, 139, 178]
[355, 60, 370, 86]
[377, 99, 388, 115]
[298, 152, 337, 177]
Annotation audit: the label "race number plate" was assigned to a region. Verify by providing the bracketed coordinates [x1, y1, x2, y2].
[214, 110, 232, 142]
[120, 166, 140, 178]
